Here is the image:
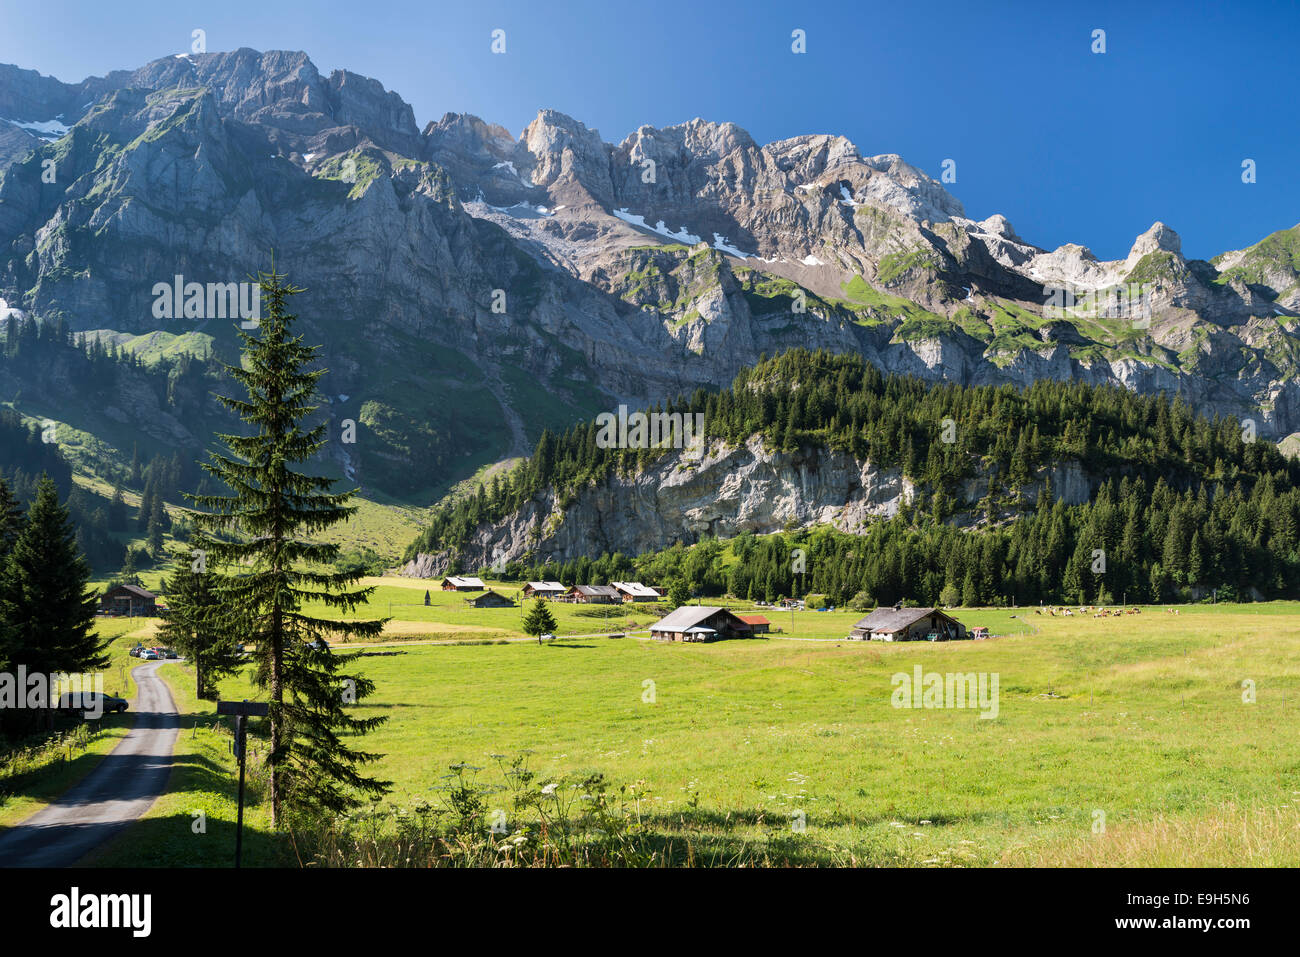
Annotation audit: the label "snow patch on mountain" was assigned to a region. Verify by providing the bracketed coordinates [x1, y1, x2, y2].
[712, 233, 753, 259]
[2, 116, 70, 139]
[492, 160, 535, 188]
[613, 208, 702, 244]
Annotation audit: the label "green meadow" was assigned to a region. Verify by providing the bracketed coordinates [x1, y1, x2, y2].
[62, 592, 1300, 866]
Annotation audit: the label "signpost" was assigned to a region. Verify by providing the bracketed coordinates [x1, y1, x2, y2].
[217, 699, 269, 868]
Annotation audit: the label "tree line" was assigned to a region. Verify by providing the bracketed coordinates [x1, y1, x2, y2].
[573, 465, 1299, 607]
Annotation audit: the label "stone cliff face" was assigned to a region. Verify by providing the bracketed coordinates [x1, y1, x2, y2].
[2, 48, 1298, 501]
[400, 437, 1095, 576]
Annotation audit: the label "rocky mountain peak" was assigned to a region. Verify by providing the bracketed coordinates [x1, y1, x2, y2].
[860, 153, 965, 223]
[520, 108, 612, 201]
[766, 133, 862, 175]
[1127, 221, 1183, 263]
[424, 112, 515, 158]
[978, 214, 1021, 243]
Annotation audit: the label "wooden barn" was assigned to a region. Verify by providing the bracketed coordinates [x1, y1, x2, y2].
[99, 584, 157, 617]
[737, 613, 771, 635]
[522, 581, 567, 599]
[441, 576, 485, 591]
[848, 606, 967, 642]
[649, 606, 754, 642]
[464, 589, 515, 608]
[565, 584, 621, 604]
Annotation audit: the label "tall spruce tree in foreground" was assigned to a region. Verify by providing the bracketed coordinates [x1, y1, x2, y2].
[0, 475, 104, 723]
[189, 266, 388, 825]
[156, 549, 242, 700]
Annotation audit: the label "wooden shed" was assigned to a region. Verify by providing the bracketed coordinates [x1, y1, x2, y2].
[100, 583, 157, 617]
[464, 589, 516, 608]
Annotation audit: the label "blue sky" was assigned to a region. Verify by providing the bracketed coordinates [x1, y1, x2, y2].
[1, 0, 1295, 260]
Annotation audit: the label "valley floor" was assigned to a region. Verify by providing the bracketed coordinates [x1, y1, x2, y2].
[41, 597, 1300, 866]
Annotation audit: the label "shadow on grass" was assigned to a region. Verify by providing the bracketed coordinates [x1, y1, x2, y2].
[84, 811, 295, 867]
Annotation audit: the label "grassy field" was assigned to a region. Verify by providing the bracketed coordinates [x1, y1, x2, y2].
[56, 588, 1300, 866]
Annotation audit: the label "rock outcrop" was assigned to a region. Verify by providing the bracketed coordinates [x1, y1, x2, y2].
[403, 437, 1098, 574]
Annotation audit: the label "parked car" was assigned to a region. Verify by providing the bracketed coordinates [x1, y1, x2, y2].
[538, 632, 555, 643]
[58, 691, 128, 715]
[129, 643, 145, 657]
[138, 648, 161, 660]
[157, 648, 179, 659]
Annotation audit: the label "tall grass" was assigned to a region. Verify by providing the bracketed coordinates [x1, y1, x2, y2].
[290, 754, 824, 867]
[1002, 803, 1300, 867]
[0, 722, 103, 789]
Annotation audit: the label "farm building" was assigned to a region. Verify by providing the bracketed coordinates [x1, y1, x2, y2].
[100, 584, 157, 617]
[611, 581, 661, 602]
[441, 576, 485, 591]
[565, 584, 621, 604]
[464, 589, 515, 608]
[649, 606, 755, 642]
[848, 607, 967, 642]
[522, 581, 567, 599]
[737, 614, 771, 634]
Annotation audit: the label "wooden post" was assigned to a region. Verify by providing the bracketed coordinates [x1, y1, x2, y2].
[218, 699, 269, 869]
[235, 713, 246, 868]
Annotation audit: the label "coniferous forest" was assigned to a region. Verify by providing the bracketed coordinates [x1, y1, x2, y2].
[412, 349, 1300, 606]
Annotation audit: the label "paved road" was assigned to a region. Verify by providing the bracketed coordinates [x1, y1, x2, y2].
[0, 661, 179, 867]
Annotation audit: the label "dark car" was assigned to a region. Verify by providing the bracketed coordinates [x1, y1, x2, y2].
[57, 691, 129, 716]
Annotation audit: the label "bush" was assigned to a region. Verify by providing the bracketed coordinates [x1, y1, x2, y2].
[847, 590, 874, 612]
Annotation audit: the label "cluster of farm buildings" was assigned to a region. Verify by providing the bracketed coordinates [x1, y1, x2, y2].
[441, 577, 669, 605]
[98, 580, 982, 645]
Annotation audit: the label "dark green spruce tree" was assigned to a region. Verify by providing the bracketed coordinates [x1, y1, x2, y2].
[522, 597, 557, 641]
[0, 475, 105, 725]
[0, 475, 20, 676]
[189, 266, 388, 825]
[156, 549, 243, 700]
[0, 476, 24, 560]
